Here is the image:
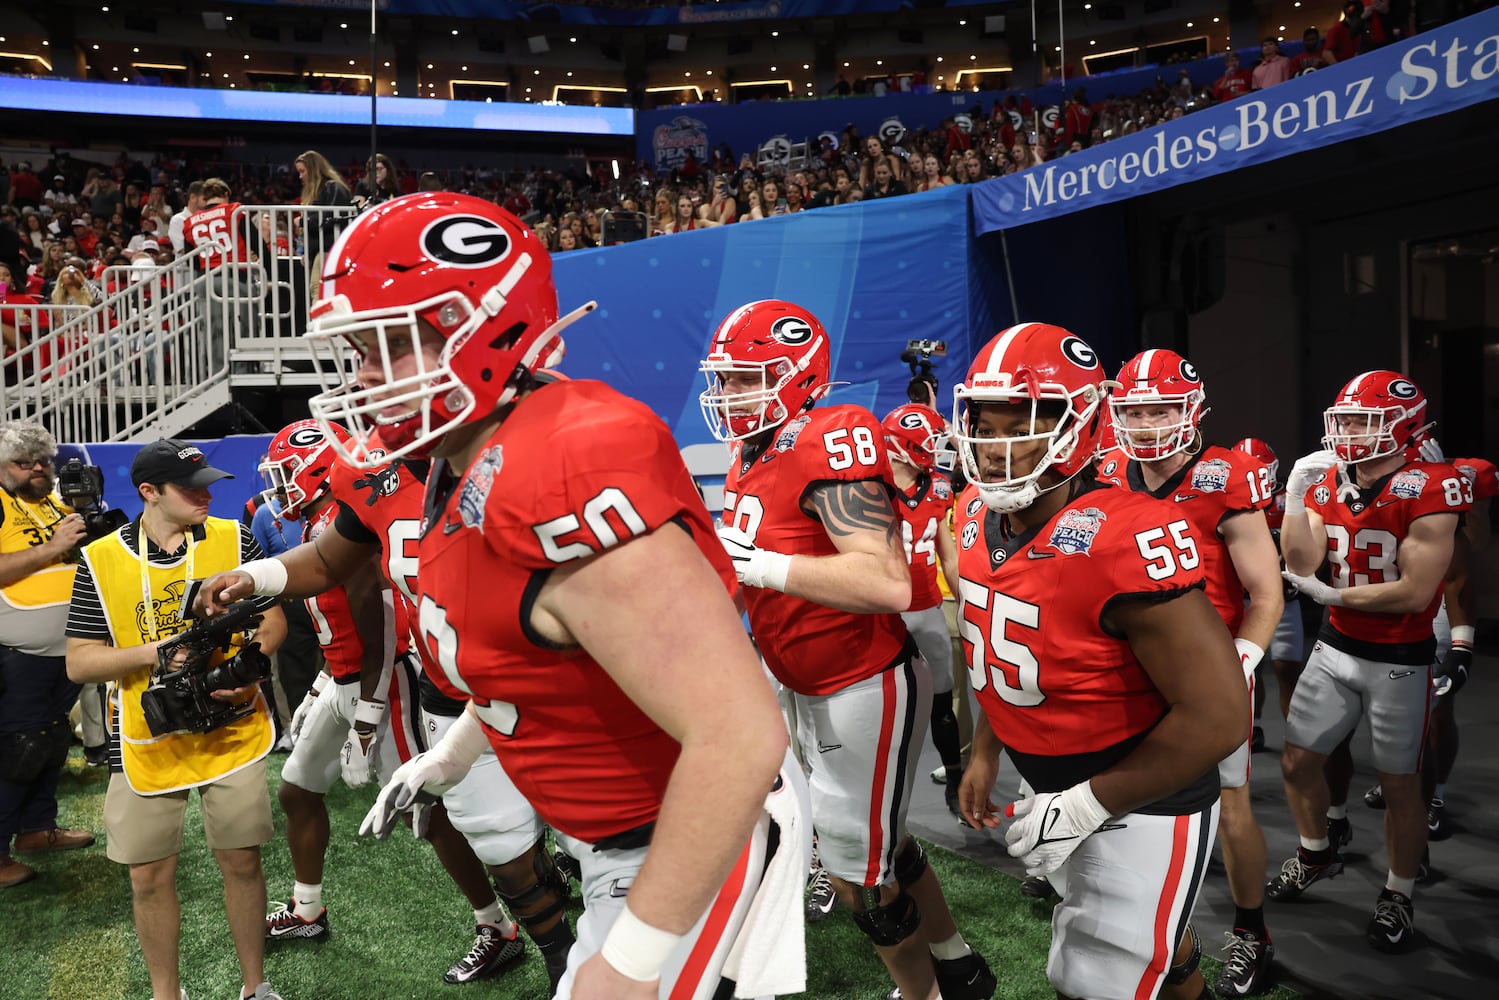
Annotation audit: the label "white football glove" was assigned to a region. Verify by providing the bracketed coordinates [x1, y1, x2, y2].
[1003, 782, 1113, 876]
[358, 708, 488, 841]
[716, 523, 793, 591]
[341, 730, 376, 788]
[1282, 570, 1344, 607]
[1234, 638, 1265, 683]
[1416, 434, 1444, 464]
[287, 689, 320, 747]
[1283, 450, 1341, 515]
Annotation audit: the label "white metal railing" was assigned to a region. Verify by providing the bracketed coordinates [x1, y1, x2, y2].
[1, 202, 358, 440]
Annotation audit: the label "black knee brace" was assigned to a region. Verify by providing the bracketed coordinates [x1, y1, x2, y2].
[1164, 924, 1201, 985]
[893, 839, 928, 888]
[849, 888, 922, 947]
[491, 841, 569, 931]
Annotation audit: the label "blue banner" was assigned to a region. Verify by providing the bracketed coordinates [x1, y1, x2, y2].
[0, 78, 633, 135]
[59, 437, 275, 525]
[237, 1, 997, 28]
[973, 8, 1499, 233]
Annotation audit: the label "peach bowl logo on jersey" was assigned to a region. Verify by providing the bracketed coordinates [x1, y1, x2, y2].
[1048, 506, 1107, 555]
[458, 445, 503, 530]
[774, 414, 811, 452]
[961, 520, 979, 550]
[1389, 468, 1429, 500]
[1190, 457, 1231, 494]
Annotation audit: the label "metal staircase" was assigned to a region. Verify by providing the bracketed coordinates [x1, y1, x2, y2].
[1, 204, 354, 442]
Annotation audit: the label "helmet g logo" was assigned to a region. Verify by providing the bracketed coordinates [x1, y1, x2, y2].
[1180, 360, 1199, 381]
[1388, 379, 1418, 400]
[287, 426, 325, 448]
[1060, 336, 1097, 370]
[899, 412, 927, 430]
[769, 316, 814, 345]
[421, 216, 512, 268]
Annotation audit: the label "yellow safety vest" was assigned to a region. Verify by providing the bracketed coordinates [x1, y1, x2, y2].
[0, 489, 76, 609]
[79, 517, 272, 795]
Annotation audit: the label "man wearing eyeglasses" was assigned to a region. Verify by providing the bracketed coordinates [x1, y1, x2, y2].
[0, 421, 94, 889]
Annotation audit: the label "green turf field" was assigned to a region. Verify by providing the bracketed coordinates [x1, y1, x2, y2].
[3, 748, 1299, 1000]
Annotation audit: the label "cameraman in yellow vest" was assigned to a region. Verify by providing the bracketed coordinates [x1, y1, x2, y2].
[66, 439, 290, 1000]
[0, 421, 96, 890]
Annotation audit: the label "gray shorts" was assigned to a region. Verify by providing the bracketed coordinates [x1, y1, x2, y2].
[1270, 596, 1304, 663]
[1285, 639, 1433, 776]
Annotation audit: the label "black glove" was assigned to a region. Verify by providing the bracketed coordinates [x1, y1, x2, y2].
[1432, 631, 1473, 697]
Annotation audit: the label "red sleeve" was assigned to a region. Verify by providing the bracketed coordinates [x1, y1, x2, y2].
[789, 406, 895, 494]
[1103, 497, 1209, 602]
[1220, 448, 1274, 514]
[1403, 462, 1474, 520]
[489, 398, 730, 588]
[1453, 458, 1499, 500]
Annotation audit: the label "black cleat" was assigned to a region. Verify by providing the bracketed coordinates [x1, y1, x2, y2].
[806, 866, 839, 923]
[1366, 889, 1415, 953]
[1215, 929, 1274, 996]
[934, 950, 997, 999]
[1426, 798, 1451, 841]
[1363, 784, 1385, 810]
[1019, 874, 1058, 900]
[1266, 849, 1344, 901]
[1327, 815, 1353, 851]
[444, 924, 525, 984]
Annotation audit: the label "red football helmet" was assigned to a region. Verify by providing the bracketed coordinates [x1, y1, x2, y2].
[953, 322, 1109, 513]
[1322, 370, 1428, 464]
[882, 403, 947, 473]
[1109, 349, 1206, 461]
[305, 192, 594, 467]
[1233, 437, 1279, 486]
[699, 300, 831, 442]
[259, 420, 350, 519]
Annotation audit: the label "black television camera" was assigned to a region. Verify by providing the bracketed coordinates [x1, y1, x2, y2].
[899, 338, 947, 407]
[55, 458, 128, 559]
[140, 600, 272, 737]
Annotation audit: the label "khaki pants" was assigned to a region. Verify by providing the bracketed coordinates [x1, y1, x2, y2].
[104, 757, 272, 865]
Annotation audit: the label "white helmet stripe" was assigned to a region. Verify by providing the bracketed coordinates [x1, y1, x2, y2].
[1344, 371, 1372, 399]
[1135, 348, 1157, 388]
[984, 323, 1041, 376]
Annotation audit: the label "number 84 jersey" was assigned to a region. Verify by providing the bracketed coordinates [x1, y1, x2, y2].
[953, 483, 1208, 787]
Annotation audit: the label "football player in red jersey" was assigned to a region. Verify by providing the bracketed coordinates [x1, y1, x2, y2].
[254, 421, 431, 946]
[208, 417, 562, 986]
[1273, 371, 1470, 952]
[951, 322, 1245, 1000]
[1099, 351, 1284, 996]
[881, 403, 964, 819]
[206, 193, 806, 1000]
[1231, 438, 1308, 741]
[703, 301, 994, 1000]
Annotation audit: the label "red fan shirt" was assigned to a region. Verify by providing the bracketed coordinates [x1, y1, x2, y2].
[415, 379, 733, 842]
[183, 202, 249, 269]
[723, 405, 910, 696]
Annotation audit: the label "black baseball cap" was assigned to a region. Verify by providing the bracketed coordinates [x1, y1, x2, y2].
[131, 439, 235, 488]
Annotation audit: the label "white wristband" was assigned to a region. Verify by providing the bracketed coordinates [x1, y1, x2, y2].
[241, 558, 288, 598]
[1282, 491, 1305, 516]
[1066, 780, 1113, 831]
[430, 707, 492, 773]
[755, 550, 793, 592]
[600, 902, 683, 983]
[1451, 625, 1475, 649]
[309, 672, 329, 697]
[1234, 637, 1265, 679]
[354, 698, 386, 730]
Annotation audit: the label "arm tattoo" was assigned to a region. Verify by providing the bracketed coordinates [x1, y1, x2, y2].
[810, 480, 899, 544]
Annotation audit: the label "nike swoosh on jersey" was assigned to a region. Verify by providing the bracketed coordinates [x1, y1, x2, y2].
[1388, 669, 1417, 680]
[1376, 498, 1399, 508]
[1026, 550, 1056, 560]
[443, 520, 463, 535]
[1173, 493, 1195, 502]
